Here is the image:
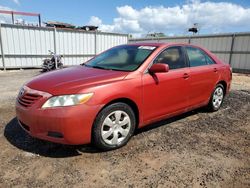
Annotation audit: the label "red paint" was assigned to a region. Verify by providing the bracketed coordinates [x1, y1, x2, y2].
[16, 43, 232, 145]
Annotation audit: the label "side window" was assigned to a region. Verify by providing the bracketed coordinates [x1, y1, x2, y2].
[153, 46, 186, 70]
[186, 47, 207, 67]
[205, 54, 216, 65]
[186, 47, 216, 67]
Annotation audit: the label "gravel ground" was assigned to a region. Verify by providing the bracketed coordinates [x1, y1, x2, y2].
[0, 70, 249, 188]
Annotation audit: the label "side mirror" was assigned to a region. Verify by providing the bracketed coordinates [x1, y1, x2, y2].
[149, 63, 169, 74]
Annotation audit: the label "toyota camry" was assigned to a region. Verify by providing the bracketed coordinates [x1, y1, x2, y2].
[16, 43, 232, 150]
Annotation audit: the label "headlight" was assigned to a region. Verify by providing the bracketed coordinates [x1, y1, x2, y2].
[42, 93, 93, 108]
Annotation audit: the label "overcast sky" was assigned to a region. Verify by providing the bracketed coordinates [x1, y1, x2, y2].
[0, 0, 250, 37]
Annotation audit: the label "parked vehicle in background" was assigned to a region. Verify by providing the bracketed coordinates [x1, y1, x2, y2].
[16, 43, 232, 150]
[42, 50, 63, 72]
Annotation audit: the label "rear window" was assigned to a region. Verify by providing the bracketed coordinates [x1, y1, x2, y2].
[186, 47, 215, 67]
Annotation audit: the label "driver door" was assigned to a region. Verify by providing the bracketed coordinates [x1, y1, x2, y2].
[142, 46, 190, 123]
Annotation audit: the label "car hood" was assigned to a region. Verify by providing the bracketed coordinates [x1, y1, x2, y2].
[26, 66, 129, 95]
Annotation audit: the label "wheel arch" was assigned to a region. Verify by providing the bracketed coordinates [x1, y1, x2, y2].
[103, 98, 139, 126]
[216, 80, 227, 95]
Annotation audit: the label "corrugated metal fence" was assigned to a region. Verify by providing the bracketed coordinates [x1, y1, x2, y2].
[0, 23, 128, 69]
[129, 33, 250, 73]
[1, 23, 249, 73]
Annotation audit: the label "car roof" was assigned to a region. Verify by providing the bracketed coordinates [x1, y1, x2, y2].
[128, 42, 192, 47]
[128, 42, 206, 50]
[128, 42, 165, 47]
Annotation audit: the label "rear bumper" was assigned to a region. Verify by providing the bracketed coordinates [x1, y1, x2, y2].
[226, 81, 231, 95]
[16, 97, 102, 145]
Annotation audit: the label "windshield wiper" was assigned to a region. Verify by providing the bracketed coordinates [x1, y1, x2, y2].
[84, 64, 113, 70]
[92, 66, 110, 70]
[84, 64, 128, 71]
[83, 64, 92, 67]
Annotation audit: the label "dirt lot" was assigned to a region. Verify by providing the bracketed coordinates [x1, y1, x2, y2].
[0, 70, 249, 188]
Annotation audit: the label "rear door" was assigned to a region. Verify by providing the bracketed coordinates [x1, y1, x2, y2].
[185, 46, 220, 107]
[142, 46, 190, 122]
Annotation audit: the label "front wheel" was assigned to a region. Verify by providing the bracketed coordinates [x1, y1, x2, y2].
[207, 84, 225, 111]
[92, 103, 136, 151]
[58, 63, 63, 69]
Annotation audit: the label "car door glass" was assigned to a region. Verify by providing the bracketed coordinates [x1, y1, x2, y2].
[186, 47, 207, 67]
[205, 54, 215, 65]
[153, 47, 186, 70]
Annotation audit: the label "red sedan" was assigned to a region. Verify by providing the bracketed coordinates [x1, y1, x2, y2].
[16, 43, 232, 150]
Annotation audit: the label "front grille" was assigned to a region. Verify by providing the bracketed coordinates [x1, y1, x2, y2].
[18, 93, 42, 107]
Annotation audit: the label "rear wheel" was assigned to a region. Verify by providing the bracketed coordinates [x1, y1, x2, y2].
[92, 102, 136, 151]
[207, 84, 224, 111]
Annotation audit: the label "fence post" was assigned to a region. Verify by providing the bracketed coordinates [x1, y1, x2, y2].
[11, 12, 15, 24]
[94, 31, 97, 55]
[229, 34, 235, 66]
[0, 23, 6, 71]
[53, 26, 58, 69]
[38, 14, 41, 27]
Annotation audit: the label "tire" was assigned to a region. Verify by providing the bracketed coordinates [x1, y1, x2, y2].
[207, 84, 225, 112]
[58, 63, 63, 69]
[41, 68, 47, 72]
[92, 102, 136, 151]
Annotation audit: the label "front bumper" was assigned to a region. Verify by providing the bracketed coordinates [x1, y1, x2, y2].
[15, 87, 102, 145]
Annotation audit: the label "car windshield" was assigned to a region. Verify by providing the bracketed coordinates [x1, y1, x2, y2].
[84, 45, 157, 71]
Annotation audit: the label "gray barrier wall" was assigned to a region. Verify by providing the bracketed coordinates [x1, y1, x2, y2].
[0, 23, 128, 69]
[129, 33, 250, 73]
[1, 23, 249, 73]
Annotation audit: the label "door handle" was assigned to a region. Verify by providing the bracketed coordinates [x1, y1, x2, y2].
[213, 68, 218, 72]
[183, 73, 189, 79]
